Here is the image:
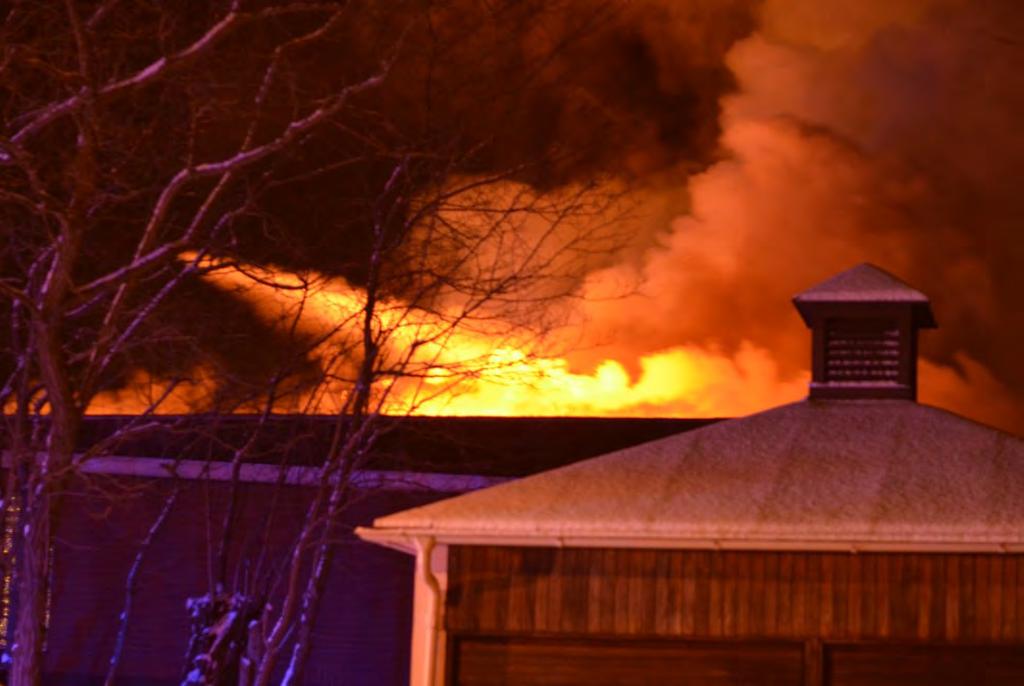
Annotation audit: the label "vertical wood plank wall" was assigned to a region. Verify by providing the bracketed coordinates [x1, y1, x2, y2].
[446, 547, 1024, 643]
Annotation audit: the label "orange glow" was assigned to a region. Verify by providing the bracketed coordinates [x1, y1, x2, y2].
[87, 256, 808, 418]
[86, 367, 220, 415]
[406, 343, 807, 417]
[84, 256, 1021, 435]
[85, 2, 1024, 432]
[85, 254, 1020, 435]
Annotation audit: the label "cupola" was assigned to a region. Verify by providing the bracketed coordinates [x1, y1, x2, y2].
[793, 263, 937, 401]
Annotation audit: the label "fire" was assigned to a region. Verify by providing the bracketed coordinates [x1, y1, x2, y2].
[85, 255, 1019, 433]
[408, 343, 807, 417]
[86, 256, 806, 418]
[86, 367, 222, 416]
[82, 1, 1024, 431]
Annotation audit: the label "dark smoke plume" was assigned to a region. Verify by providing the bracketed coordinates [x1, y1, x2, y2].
[575, 0, 1024, 430]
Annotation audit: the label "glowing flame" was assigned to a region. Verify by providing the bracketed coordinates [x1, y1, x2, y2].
[87, 256, 807, 417]
[408, 343, 807, 417]
[84, 0, 1024, 431]
[85, 256, 1020, 432]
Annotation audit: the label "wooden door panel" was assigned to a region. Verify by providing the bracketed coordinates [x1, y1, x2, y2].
[827, 644, 1024, 686]
[452, 637, 803, 686]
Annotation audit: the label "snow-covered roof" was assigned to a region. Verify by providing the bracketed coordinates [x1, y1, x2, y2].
[357, 400, 1024, 554]
[792, 262, 937, 329]
[793, 263, 929, 303]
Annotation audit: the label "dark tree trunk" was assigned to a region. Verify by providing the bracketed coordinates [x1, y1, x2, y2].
[11, 492, 48, 686]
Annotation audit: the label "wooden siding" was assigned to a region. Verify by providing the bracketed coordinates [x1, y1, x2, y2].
[446, 547, 1024, 642]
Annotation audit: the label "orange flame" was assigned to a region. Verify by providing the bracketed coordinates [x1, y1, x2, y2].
[87, 1, 1024, 433]
[85, 254, 1021, 434]
[87, 256, 807, 417]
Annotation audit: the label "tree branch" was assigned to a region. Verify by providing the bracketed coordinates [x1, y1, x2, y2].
[11, 3, 346, 144]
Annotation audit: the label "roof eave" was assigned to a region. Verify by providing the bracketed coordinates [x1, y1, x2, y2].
[356, 526, 1024, 556]
[791, 296, 937, 328]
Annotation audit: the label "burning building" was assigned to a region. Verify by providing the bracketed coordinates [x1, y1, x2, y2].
[3, 1, 1023, 683]
[358, 264, 1024, 686]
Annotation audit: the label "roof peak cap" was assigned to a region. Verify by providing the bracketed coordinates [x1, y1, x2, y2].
[794, 262, 929, 304]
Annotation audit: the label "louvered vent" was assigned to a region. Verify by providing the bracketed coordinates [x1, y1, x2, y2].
[824, 318, 900, 384]
[793, 263, 936, 401]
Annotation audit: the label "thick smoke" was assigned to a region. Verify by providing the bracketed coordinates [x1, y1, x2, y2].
[63, 0, 1024, 428]
[4, 0, 756, 407]
[567, 0, 1024, 431]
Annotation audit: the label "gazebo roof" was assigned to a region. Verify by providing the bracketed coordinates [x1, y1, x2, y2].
[358, 399, 1024, 554]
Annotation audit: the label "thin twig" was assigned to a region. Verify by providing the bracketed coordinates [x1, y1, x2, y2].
[103, 486, 179, 686]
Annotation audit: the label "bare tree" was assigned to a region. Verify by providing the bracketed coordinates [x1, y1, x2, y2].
[0, 1, 623, 684]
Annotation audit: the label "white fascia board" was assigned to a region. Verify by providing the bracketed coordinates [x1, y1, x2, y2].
[1, 452, 509, 494]
[355, 526, 1024, 556]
